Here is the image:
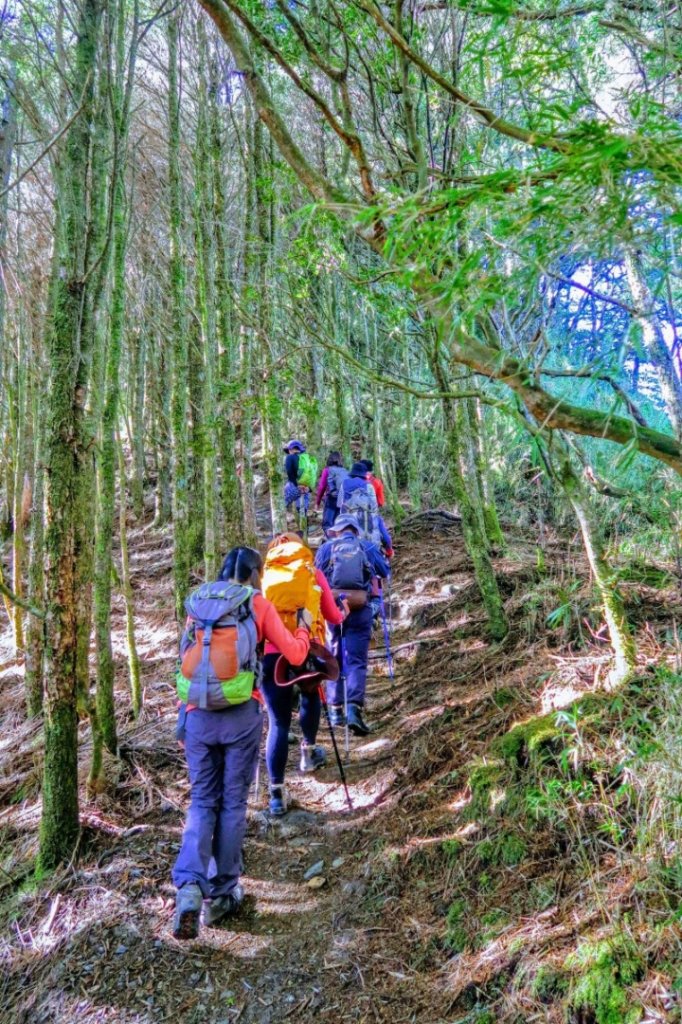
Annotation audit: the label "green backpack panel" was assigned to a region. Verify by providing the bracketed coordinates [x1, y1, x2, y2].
[297, 452, 319, 489]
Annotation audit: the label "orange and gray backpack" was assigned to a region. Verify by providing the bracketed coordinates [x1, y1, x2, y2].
[177, 582, 259, 709]
[262, 538, 325, 643]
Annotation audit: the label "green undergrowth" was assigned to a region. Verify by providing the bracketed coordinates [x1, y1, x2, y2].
[432, 667, 682, 1019]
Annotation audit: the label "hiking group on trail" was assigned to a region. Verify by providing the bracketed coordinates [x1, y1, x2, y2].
[172, 446, 394, 940]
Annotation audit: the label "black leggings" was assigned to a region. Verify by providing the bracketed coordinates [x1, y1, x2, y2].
[260, 653, 321, 785]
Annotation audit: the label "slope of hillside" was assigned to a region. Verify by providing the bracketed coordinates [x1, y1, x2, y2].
[1, 511, 681, 1023]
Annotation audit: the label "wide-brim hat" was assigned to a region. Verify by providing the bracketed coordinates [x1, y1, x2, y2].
[274, 641, 340, 690]
[328, 514, 361, 535]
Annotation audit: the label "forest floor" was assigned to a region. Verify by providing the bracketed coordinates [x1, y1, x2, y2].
[1, 506, 682, 1023]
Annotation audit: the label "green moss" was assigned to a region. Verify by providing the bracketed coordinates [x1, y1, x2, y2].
[473, 832, 526, 868]
[565, 934, 645, 1024]
[445, 899, 471, 953]
[441, 838, 463, 864]
[495, 713, 562, 766]
[530, 964, 568, 1003]
[499, 832, 527, 866]
[467, 760, 507, 819]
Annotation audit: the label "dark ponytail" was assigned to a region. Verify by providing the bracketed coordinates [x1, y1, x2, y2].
[219, 546, 263, 584]
[327, 450, 343, 467]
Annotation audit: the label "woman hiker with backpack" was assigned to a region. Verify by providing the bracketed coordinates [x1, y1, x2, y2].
[261, 533, 349, 816]
[315, 514, 390, 736]
[172, 546, 314, 941]
[315, 450, 349, 535]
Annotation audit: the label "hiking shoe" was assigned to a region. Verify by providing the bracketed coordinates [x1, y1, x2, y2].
[203, 884, 244, 927]
[299, 744, 327, 773]
[347, 703, 371, 736]
[288, 730, 297, 745]
[269, 785, 287, 817]
[173, 882, 203, 940]
[329, 704, 346, 727]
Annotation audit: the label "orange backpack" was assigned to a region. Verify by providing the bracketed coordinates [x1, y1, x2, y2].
[262, 539, 325, 643]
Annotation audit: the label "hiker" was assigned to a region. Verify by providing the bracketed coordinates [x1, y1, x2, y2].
[172, 546, 313, 940]
[338, 461, 379, 539]
[315, 514, 390, 736]
[315, 451, 349, 535]
[261, 532, 349, 815]
[372, 512, 394, 559]
[360, 458, 385, 508]
[283, 439, 318, 532]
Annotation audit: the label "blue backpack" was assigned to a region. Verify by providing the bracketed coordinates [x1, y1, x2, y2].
[328, 534, 372, 592]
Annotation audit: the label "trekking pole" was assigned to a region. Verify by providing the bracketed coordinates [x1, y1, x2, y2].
[340, 620, 350, 762]
[319, 683, 353, 812]
[378, 581, 394, 680]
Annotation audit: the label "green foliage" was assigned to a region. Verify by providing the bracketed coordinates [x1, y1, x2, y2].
[441, 838, 463, 864]
[445, 899, 471, 954]
[565, 934, 644, 1024]
[529, 964, 568, 1003]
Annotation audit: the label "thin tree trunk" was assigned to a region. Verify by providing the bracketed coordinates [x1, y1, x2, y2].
[117, 433, 142, 715]
[40, 0, 103, 871]
[168, 13, 191, 620]
[559, 456, 636, 685]
[623, 247, 682, 440]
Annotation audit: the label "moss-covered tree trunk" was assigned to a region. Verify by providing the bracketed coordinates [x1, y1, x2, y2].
[467, 397, 504, 548]
[210, 56, 243, 547]
[402, 327, 420, 511]
[252, 119, 285, 535]
[117, 433, 141, 714]
[237, 108, 258, 543]
[129, 327, 146, 520]
[39, 0, 103, 871]
[25, 382, 45, 717]
[194, 24, 219, 578]
[168, 13, 191, 620]
[93, 0, 139, 760]
[559, 456, 636, 686]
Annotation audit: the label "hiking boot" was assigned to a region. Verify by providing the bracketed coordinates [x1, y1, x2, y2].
[203, 884, 244, 927]
[299, 744, 327, 773]
[269, 785, 287, 817]
[347, 703, 371, 736]
[173, 882, 203, 940]
[329, 704, 346, 727]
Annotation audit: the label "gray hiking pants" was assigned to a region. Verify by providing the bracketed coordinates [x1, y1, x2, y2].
[172, 699, 263, 898]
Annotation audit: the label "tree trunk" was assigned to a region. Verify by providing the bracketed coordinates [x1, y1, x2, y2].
[168, 13, 192, 620]
[623, 247, 682, 440]
[559, 456, 636, 686]
[117, 434, 142, 715]
[39, 0, 103, 871]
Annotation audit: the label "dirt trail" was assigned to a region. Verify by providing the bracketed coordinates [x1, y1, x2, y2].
[4, 514, 667, 1023]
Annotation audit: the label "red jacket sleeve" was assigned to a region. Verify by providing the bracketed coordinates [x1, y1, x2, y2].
[372, 476, 386, 507]
[316, 467, 329, 507]
[316, 568, 344, 625]
[253, 593, 310, 665]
